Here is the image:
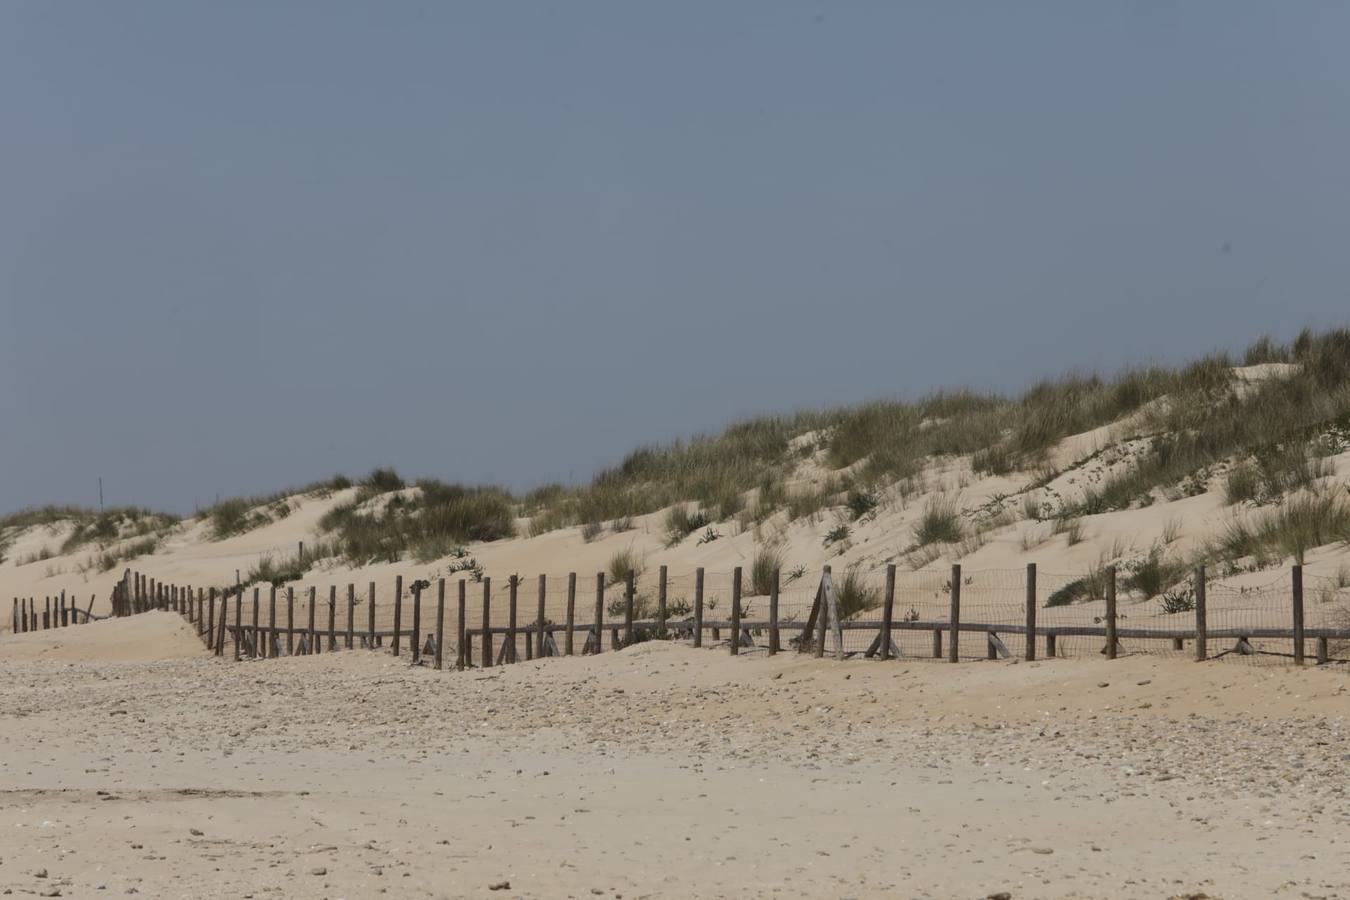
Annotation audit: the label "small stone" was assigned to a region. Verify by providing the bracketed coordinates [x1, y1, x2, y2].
[309, 867, 327, 876]
[488, 881, 510, 891]
[189, 829, 203, 837]
[1097, 682, 1110, 688]
[988, 892, 1012, 900]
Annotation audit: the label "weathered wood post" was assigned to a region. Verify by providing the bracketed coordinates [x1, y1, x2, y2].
[1025, 563, 1037, 661]
[1105, 565, 1118, 660]
[879, 564, 896, 660]
[456, 579, 467, 670]
[367, 581, 376, 649]
[251, 588, 261, 659]
[948, 564, 961, 663]
[207, 588, 217, 649]
[327, 585, 337, 653]
[1292, 565, 1305, 666]
[268, 586, 278, 658]
[233, 586, 243, 661]
[346, 584, 355, 649]
[1194, 565, 1207, 662]
[564, 572, 576, 656]
[481, 577, 493, 668]
[932, 627, 943, 658]
[307, 587, 317, 655]
[813, 566, 831, 659]
[44, 597, 50, 629]
[286, 587, 295, 654]
[506, 575, 519, 663]
[592, 573, 604, 655]
[693, 567, 705, 648]
[61, 590, 69, 627]
[656, 565, 668, 639]
[216, 591, 227, 656]
[623, 569, 635, 648]
[536, 574, 548, 658]
[768, 568, 781, 655]
[434, 578, 445, 670]
[1317, 635, 1329, 665]
[411, 581, 422, 664]
[729, 567, 743, 656]
[392, 575, 404, 657]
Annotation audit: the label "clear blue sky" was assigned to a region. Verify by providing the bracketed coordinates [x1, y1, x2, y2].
[3, 2, 1349, 515]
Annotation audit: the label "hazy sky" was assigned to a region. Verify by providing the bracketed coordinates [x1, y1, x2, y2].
[3, 2, 1350, 515]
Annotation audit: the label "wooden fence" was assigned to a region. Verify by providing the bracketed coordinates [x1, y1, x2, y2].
[8, 591, 99, 634]
[89, 562, 1350, 668]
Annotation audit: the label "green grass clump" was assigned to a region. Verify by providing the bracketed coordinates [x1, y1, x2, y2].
[1122, 545, 1185, 599]
[835, 566, 881, 619]
[1212, 490, 1350, 565]
[664, 505, 709, 546]
[607, 547, 643, 587]
[913, 495, 963, 547]
[750, 545, 784, 596]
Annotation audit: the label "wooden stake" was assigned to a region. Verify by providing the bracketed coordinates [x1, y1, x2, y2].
[1025, 563, 1037, 661]
[207, 588, 217, 649]
[411, 581, 422, 664]
[623, 569, 635, 647]
[346, 584, 355, 649]
[592, 573, 604, 655]
[729, 567, 743, 656]
[327, 585, 337, 653]
[1194, 565, 1207, 662]
[286, 587, 295, 655]
[768, 567, 781, 655]
[948, 564, 961, 663]
[456, 579, 467, 670]
[268, 586, 278, 658]
[1292, 565, 1305, 666]
[481, 577, 492, 668]
[251, 588, 261, 659]
[814, 567, 829, 660]
[878, 564, 896, 661]
[537, 574, 548, 658]
[1105, 565, 1118, 660]
[307, 587, 317, 655]
[434, 579, 446, 670]
[506, 575, 518, 664]
[233, 586, 242, 661]
[565, 572, 576, 656]
[392, 575, 403, 657]
[368, 581, 376, 649]
[693, 568, 704, 648]
[657, 565, 668, 639]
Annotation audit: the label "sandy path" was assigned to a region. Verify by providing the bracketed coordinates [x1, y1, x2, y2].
[1, 614, 1348, 898]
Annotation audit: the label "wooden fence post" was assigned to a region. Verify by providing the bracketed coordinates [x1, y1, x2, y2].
[729, 567, 743, 656]
[814, 566, 830, 659]
[346, 584, 355, 649]
[251, 588, 261, 659]
[207, 589, 217, 648]
[1194, 565, 1207, 662]
[286, 587, 295, 655]
[565, 573, 576, 656]
[392, 575, 404, 657]
[506, 575, 518, 663]
[268, 586, 278, 658]
[367, 581, 376, 649]
[768, 568, 781, 655]
[879, 564, 896, 660]
[327, 585, 337, 653]
[1025, 563, 1037, 661]
[456, 579, 467, 670]
[623, 569, 635, 647]
[693, 568, 704, 648]
[1105, 565, 1118, 660]
[592, 573, 604, 655]
[948, 564, 961, 663]
[233, 586, 243, 661]
[435, 579, 445, 670]
[411, 581, 422, 664]
[537, 574, 548, 658]
[61, 590, 69, 627]
[1292, 565, 1305, 666]
[481, 577, 493, 668]
[307, 587, 317, 655]
[657, 565, 668, 639]
[215, 592, 227, 656]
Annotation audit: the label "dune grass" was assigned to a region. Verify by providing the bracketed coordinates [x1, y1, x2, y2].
[1211, 489, 1350, 566]
[750, 544, 784, 596]
[913, 495, 963, 547]
[835, 566, 882, 618]
[607, 547, 643, 586]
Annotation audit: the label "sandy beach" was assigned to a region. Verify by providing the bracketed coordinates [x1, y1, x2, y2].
[1, 611, 1347, 899]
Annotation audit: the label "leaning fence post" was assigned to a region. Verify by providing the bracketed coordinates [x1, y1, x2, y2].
[1292, 565, 1305, 666]
[623, 569, 635, 647]
[879, 564, 896, 660]
[693, 568, 705, 648]
[456, 579, 467, 670]
[392, 575, 404, 657]
[565, 572, 576, 656]
[481, 577, 493, 668]
[1194, 565, 1207, 662]
[656, 565, 668, 639]
[1105, 565, 1118, 660]
[434, 579, 445, 670]
[729, 567, 743, 655]
[592, 573, 604, 655]
[215, 591, 227, 656]
[1025, 563, 1037, 661]
[768, 568, 781, 655]
[948, 564, 961, 663]
[814, 565, 830, 660]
